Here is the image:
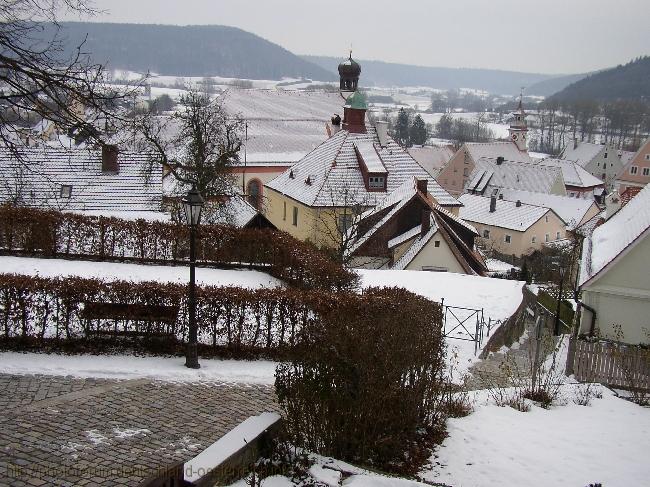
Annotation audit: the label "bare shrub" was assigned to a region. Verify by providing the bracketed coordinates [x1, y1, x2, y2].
[275, 287, 446, 473]
[573, 383, 603, 406]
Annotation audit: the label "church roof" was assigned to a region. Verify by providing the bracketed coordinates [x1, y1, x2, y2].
[265, 127, 459, 208]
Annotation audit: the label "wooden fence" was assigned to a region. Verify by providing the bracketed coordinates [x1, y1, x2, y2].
[570, 338, 650, 391]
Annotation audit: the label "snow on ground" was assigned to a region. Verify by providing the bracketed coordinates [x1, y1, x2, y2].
[423, 386, 650, 487]
[357, 269, 524, 377]
[0, 256, 282, 289]
[0, 351, 277, 384]
[485, 258, 520, 274]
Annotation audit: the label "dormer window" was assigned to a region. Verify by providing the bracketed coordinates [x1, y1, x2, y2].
[60, 185, 72, 198]
[369, 176, 385, 189]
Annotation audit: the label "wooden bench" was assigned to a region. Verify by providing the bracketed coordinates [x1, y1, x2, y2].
[81, 302, 179, 340]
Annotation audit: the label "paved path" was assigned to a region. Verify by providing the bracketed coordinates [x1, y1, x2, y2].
[0, 374, 278, 486]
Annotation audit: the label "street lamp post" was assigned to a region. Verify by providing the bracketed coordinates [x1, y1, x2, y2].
[182, 185, 204, 369]
[553, 265, 567, 336]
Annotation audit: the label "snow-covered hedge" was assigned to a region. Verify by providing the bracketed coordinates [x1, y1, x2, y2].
[0, 205, 357, 292]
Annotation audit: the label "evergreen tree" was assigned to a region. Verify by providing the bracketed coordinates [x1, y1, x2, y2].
[394, 108, 411, 147]
[410, 115, 429, 146]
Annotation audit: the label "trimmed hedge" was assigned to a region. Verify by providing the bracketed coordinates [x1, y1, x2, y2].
[0, 204, 357, 291]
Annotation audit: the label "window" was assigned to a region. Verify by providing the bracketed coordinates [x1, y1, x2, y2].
[283, 201, 287, 221]
[630, 166, 638, 175]
[60, 185, 72, 198]
[504, 234, 511, 244]
[531, 236, 537, 244]
[545, 234, 550, 242]
[368, 176, 385, 189]
[545, 215, 549, 223]
[422, 266, 448, 272]
[483, 229, 490, 238]
[556, 231, 561, 240]
[643, 167, 650, 176]
[463, 167, 469, 177]
[434, 240, 440, 248]
[292, 207, 298, 226]
[604, 152, 608, 159]
[246, 179, 262, 210]
[645, 154, 650, 161]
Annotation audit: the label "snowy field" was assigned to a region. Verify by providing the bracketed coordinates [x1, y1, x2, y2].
[0, 256, 282, 289]
[0, 352, 276, 384]
[358, 269, 524, 378]
[423, 386, 650, 487]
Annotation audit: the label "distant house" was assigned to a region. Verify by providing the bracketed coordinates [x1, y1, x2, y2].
[561, 140, 624, 191]
[222, 89, 341, 210]
[498, 188, 601, 230]
[458, 193, 567, 257]
[407, 145, 455, 178]
[615, 137, 650, 194]
[464, 157, 566, 196]
[578, 184, 650, 344]
[534, 158, 604, 199]
[0, 146, 162, 212]
[436, 102, 532, 196]
[348, 177, 487, 275]
[263, 90, 459, 250]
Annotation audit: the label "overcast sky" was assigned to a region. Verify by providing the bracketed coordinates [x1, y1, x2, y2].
[63, 0, 650, 75]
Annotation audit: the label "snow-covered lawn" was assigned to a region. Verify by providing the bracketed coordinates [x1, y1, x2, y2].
[358, 269, 524, 377]
[0, 351, 277, 384]
[423, 386, 650, 487]
[0, 256, 282, 289]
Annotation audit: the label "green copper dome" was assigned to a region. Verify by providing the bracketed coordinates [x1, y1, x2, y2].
[345, 90, 367, 110]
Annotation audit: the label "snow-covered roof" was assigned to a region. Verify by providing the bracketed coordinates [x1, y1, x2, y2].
[407, 145, 455, 177]
[466, 157, 564, 195]
[354, 140, 386, 173]
[561, 142, 605, 168]
[388, 225, 422, 249]
[458, 193, 554, 231]
[579, 183, 650, 287]
[464, 141, 533, 163]
[220, 89, 341, 166]
[536, 158, 603, 188]
[266, 127, 459, 208]
[498, 188, 596, 230]
[0, 147, 162, 211]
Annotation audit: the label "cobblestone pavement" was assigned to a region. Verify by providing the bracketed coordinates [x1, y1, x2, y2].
[0, 374, 278, 486]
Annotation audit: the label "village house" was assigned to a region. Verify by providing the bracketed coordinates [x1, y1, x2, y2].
[458, 193, 567, 257]
[222, 88, 341, 210]
[347, 177, 487, 274]
[406, 145, 455, 178]
[578, 184, 650, 344]
[561, 140, 625, 191]
[0, 145, 162, 213]
[464, 156, 566, 196]
[263, 58, 460, 250]
[533, 158, 604, 199]
[436, 101, 533, 196]
[497, 188, 601, 230]
[615, 136, 650, 194]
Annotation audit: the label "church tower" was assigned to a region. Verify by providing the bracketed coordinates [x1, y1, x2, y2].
[508, 95, 528, 152]
[338, 51, 361, 99]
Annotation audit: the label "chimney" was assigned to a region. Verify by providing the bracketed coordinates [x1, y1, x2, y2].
[490, 195, 497, 213]
[516, 200, 522, 207]
[101, 144, 119, 173]
[416, 178, 428, 195]
[496, 156, 504, 165]
[376, 121, 389, 147]
[573, 138, 578, 150]
[331, 114, 341, 135]
[421, 207, 431, 236]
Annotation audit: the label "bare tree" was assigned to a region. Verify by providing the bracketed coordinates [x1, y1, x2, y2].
[136, 90, 245, 198]
[0, 0, 139, 153]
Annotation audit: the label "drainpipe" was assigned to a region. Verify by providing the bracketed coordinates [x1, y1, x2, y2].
[574, 289, 597, 337]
